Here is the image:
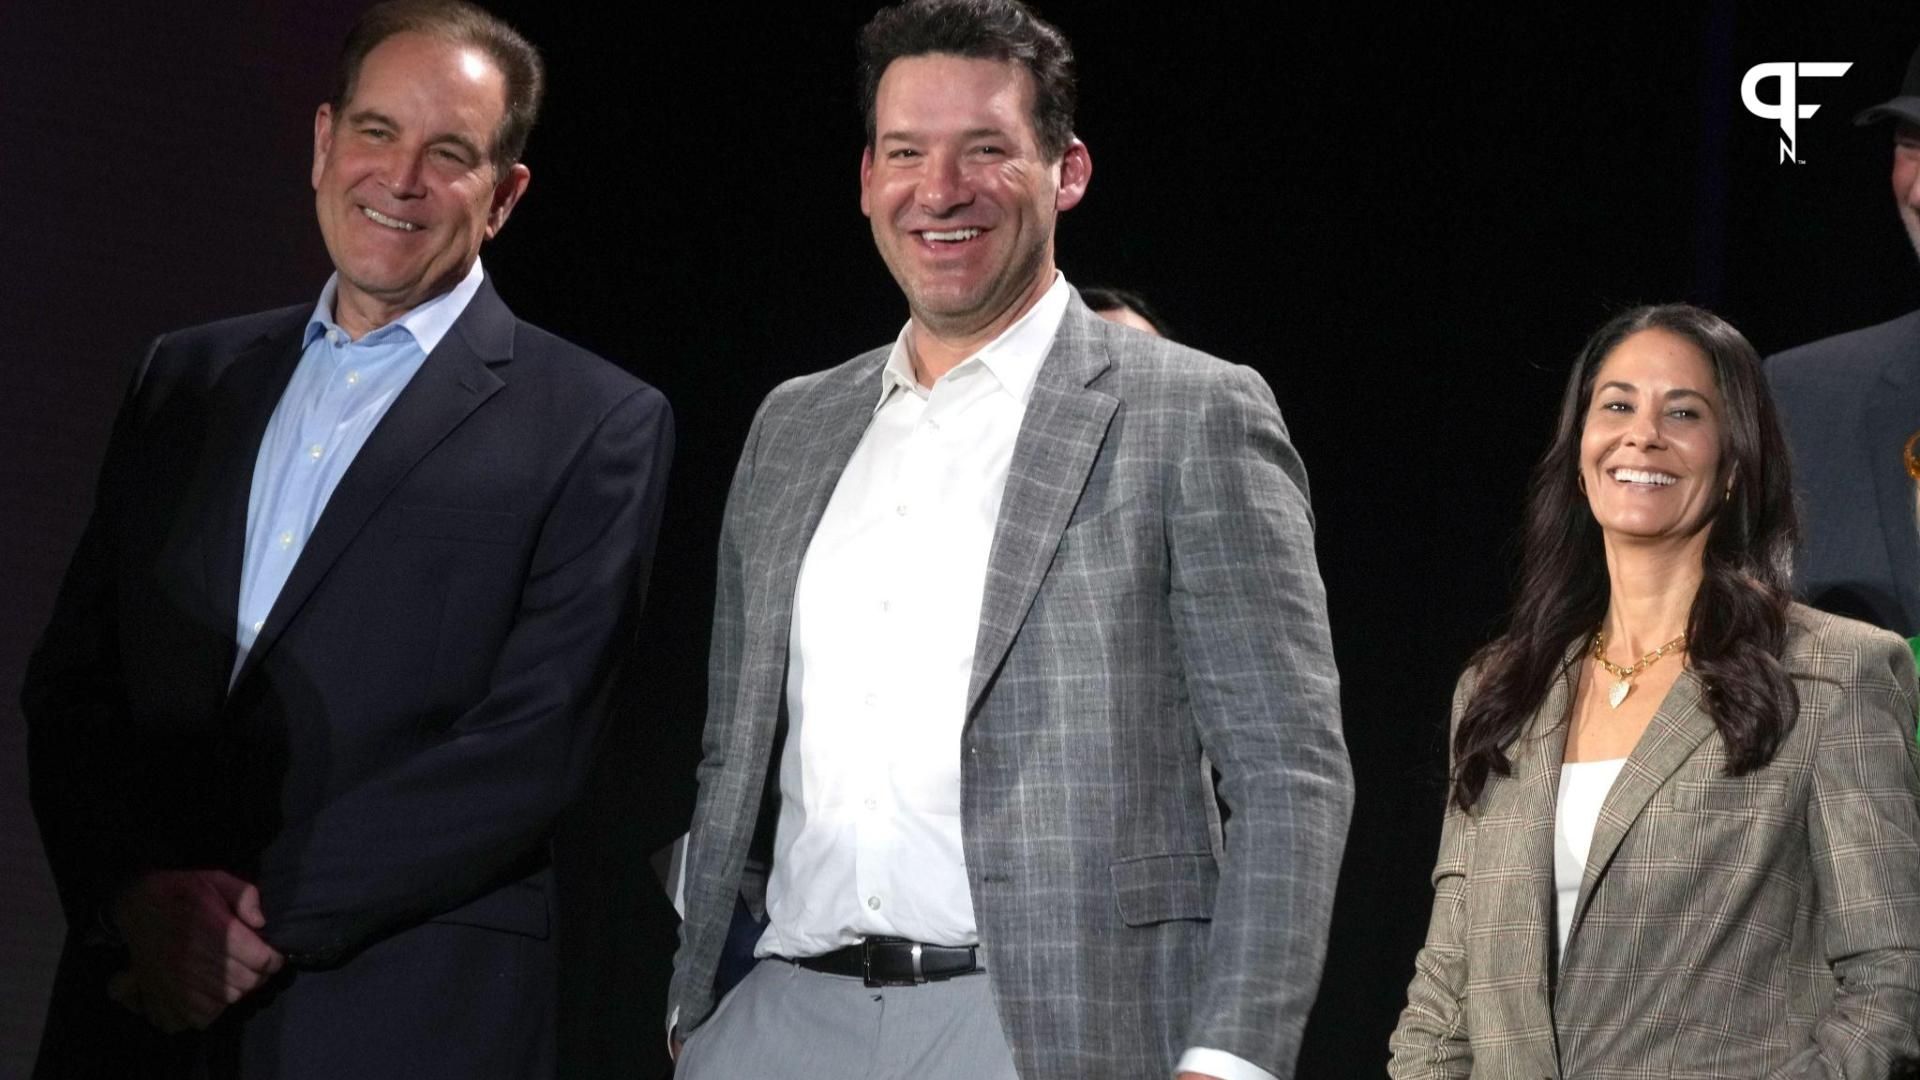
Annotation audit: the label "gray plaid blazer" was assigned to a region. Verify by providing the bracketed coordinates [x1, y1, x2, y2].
[669, 295, 1352, 1078]
[1389, 605, 1920, 1079]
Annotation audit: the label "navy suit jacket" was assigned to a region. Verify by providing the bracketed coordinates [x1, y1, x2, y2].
[23, 278, 674, 1078]
[1768, 309, 1920, 636]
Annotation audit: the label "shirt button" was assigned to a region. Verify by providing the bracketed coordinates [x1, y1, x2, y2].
[326, 329, 343, 346]
[307, 444, 324, 461]
[864, 797, 878, 812]
[879, 600, 890, 613]
[251, 620, 264, 633]
[279, 530, 295, 549]
[867, 896, 881, 911]
[895, 504, 908, 517]
[863, 692, 877, 707]
[345, 370, 360, 385]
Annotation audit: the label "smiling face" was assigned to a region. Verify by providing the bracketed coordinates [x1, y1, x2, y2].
[860, 53, 1089, 343]
[1578, 328, 1727, 551]
[311, 31, 530, 336]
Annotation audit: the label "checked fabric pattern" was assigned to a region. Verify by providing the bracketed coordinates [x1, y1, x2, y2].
[1391, 606, 1920, 1078]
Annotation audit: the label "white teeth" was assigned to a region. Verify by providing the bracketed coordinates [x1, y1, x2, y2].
[361, 206, 419, 231]
[1611, 467, 1677, 486]
[923, 228, 981, 242]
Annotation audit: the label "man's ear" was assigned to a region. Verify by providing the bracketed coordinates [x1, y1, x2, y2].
[1055, 137, 1091, 212]
[485, 162, 532, 239]
[312, 104, 336, 191]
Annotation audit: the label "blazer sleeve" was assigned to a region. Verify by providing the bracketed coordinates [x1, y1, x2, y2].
[1773, 633, 1920, 1078]
[22, 337, 165, 929]
[667, 391, 770, 1031]
[1168, 363, 1354, 1075]
[1386, 672, 1478, 1079]
[256, 384, 676, 963]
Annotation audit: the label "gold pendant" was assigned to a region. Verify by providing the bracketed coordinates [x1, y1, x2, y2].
[1607, 679, 1631, 709]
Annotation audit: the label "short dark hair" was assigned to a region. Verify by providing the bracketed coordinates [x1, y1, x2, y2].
[858, 0, 1077, 161]
[331, 0, 545, 176]
[1451, 304, 1799, 812]
[1080, 285, 1174, 339]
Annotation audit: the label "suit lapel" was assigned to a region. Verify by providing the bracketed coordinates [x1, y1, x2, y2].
[1566, 667, 1715, 943]
[196, 314, 308, 682]
[230, 282, 511, 690]
[1518, 652, 1575, 989]
[1864, 340, 1920, 628]
[965, 304, 1117, 718]
[746, 358, 884, 658]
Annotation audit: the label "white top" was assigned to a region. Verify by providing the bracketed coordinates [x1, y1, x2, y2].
[760, 273, 1069, 960]
[1554, 757, 1627, 960]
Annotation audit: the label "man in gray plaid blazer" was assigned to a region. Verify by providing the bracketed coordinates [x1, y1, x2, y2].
[668, 2, 1351, 1078]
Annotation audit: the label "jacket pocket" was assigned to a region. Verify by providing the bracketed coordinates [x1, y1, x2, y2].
[393, 505, 524, 544]
[1670, 774, 1791, 813]
[1111, 851, 1217, 926]
[428, 877, 550, 939]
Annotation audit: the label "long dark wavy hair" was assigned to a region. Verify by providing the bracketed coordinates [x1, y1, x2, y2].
[1451, 304, 1799, 812]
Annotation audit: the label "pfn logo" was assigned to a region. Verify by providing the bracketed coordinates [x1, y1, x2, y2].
[1741, 62, 1853, 163]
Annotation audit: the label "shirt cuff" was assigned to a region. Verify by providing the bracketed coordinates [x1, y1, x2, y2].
[1175, 1047, 1280, 1080]
[669, 834, 687, 919]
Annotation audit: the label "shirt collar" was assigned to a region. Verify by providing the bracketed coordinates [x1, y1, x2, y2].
[876, 272, 1071, 412]
[305, 257, 486, 354]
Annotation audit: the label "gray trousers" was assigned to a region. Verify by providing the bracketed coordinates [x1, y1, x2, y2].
[675, 959, 1020, 1080]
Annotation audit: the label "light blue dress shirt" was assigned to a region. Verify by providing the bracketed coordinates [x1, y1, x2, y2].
[232, 259, 486, 678]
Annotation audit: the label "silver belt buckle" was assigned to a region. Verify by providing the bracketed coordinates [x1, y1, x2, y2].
[858, 938, 929, 987]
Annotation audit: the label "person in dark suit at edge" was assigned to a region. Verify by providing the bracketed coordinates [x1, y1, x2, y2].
[666, 2, 1351, 1078]
[22, 2, 674, 1075]
[1770, 42, 1920, 640]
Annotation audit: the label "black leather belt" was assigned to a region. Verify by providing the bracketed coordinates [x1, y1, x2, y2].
[790, 936, 984, 987]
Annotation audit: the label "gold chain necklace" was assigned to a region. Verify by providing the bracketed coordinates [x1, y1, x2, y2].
[1591, 629, 1686, 709]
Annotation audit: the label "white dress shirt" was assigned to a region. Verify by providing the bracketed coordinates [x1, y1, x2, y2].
[761, 274, 1068, 958]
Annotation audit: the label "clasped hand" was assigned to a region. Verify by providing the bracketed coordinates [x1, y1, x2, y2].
[106, 869, 286, 1032]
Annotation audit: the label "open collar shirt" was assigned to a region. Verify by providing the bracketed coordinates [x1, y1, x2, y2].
[762, 273, 1069, 959]
[232, 259, 484, 678]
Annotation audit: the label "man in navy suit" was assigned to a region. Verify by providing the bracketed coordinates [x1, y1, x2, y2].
[22, 2, 673, 1075]
[1770, 43, 1920, 636]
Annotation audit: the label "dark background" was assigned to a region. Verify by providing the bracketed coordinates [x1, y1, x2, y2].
[4, 2, 1918, 1076]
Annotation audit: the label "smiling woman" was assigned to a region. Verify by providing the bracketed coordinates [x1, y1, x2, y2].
[1579, 328, 1726, 552]
[1453, 305, 1801, 802]
[1388, 304, 1920, 1078]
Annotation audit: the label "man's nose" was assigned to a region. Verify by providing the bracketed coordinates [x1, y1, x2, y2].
[916, 151, 972, 215]
[381, 147, 429, 199]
